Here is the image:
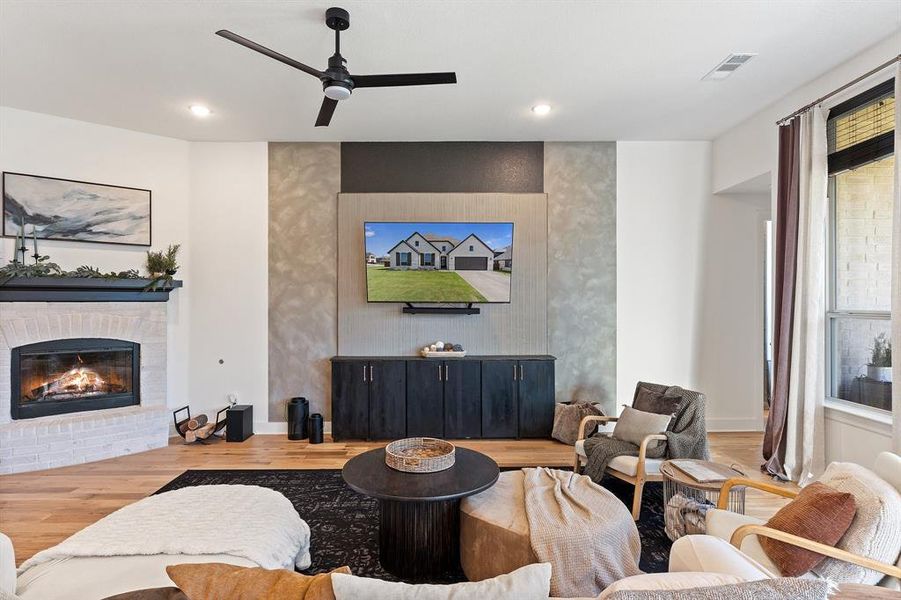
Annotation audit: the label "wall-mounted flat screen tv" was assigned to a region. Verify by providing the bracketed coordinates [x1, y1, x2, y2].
[365, 222, 514, 303]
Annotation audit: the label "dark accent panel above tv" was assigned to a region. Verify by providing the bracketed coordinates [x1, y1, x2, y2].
[340, 142, 543, 193]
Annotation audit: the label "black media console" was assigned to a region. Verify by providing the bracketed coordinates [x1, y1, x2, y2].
[330, 355, 556, 441]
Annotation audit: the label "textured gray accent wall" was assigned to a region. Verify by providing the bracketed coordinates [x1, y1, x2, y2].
[337, 193, 548, 355]
[268, 143, 340, 421]
[341, 142, 544, 193]
[545, 143, 617, 411]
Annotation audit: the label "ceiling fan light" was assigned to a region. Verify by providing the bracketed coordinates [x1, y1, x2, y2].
[531, 104, 551, 116]
[324, 85, 352, 101]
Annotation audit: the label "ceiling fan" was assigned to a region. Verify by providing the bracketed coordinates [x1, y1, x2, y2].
[216, 7, 457, 127]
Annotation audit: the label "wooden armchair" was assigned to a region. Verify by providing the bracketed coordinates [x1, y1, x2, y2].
[708, 458, 901, 583]
[572, 381, 707, 520]
[573, 413, 666, 520]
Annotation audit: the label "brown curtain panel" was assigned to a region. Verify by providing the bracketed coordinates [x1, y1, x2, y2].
[763, 118, 801, 478]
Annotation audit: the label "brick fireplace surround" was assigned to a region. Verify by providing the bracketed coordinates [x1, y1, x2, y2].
[0, 302, 169, 474]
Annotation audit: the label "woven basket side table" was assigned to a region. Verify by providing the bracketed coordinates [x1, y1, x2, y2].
[660, 459, 746, 541]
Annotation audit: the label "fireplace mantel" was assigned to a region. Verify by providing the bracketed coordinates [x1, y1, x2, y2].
[0, 277, 183, 302]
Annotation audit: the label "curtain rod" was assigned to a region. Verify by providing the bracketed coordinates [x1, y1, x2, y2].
[776, 54, 900, 125]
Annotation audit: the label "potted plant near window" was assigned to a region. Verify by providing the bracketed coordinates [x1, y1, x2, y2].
[867, 333, 892, 383]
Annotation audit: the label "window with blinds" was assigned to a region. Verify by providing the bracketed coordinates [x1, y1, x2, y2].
[825, 77, 895, 414]
[827, 78, 895, 174]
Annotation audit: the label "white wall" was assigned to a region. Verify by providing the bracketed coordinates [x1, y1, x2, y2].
[0, 107, 191, 410]
[618, 142, 770, 431]
[617, 142, 710, 408]
[696, 193, 770, 431]
[188, 143, 269, 422]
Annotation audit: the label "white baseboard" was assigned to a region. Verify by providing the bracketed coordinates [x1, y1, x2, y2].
[706, 417, 764, 432]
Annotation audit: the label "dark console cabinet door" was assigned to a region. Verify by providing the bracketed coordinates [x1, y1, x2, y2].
[481, 360, 518, 438]
[332, 360, 369, 441]
[368, 360, 407, 439]
[444, 360, 481, 438]
[406, 361, 445, 437]
[518, 360, 555, 438]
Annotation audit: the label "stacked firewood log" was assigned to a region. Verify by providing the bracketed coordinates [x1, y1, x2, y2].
[178, 413, 216, 443]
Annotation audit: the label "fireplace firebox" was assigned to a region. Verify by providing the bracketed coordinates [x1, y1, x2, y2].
[11, 338, 140, 420]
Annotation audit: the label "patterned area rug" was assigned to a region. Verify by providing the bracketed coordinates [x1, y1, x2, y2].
[155, 469, 671, 582]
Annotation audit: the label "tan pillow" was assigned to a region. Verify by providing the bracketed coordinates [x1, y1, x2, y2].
[759, 482, 856, 577]
[166, 563, 350, 600]
[612, 406, 671, 447]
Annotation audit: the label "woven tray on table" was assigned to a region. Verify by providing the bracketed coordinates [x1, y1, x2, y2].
[385, 437, 456, 473]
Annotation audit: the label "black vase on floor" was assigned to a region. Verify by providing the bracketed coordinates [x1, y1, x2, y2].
[287, 397, 309, 440]
[309, 413, 324, 444]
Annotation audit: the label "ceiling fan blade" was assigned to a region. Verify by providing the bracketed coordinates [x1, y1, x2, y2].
[215, 30, 324, 79]
[352, 72, 457, 88]
[315, 97, 339, 127]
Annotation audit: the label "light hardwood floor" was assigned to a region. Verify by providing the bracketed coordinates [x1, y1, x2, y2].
[0, 432, 794, 565]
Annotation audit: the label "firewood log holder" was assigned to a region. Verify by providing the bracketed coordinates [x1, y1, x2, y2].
[172, 405, 228, 443]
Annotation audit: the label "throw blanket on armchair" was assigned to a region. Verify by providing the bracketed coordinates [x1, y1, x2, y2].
[523, 467, 642, 597]
[582, 389, 709, 484]
[18, 485, 311, 573]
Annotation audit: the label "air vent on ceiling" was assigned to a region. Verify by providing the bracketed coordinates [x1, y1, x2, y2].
[702, 53, 757, 81]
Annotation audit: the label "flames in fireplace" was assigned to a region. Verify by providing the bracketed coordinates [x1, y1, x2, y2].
[12, 338, 140, 420]
[23, 353, 129, 403]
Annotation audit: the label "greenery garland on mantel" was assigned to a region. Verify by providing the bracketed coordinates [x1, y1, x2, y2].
[0, 244, 181, 290]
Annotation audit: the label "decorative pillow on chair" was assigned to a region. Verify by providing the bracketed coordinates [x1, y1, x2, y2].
[758, 481, 856, 576]
[612, 407, 671, 448]
[166, 563, 350, 600]
[633, 385, 682, 417]
[812, 461, 901, 585]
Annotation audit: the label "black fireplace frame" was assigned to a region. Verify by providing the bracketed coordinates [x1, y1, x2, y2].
[11, 338, 141, 420]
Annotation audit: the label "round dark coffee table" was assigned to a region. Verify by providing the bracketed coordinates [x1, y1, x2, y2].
[342, 446, 499, 579]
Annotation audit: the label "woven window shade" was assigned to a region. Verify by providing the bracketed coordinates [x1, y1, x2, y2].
[828, 94, 894, 154]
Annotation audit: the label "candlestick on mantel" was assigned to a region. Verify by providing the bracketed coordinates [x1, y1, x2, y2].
[32, 226, 39, 262]
[18, 219, 28, 265]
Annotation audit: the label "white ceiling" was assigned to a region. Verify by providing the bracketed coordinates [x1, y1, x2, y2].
[1, 1, 899, 142]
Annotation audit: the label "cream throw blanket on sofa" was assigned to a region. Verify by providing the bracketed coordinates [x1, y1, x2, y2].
[18, 485, 311, 573]
[523, 468, 642, 597]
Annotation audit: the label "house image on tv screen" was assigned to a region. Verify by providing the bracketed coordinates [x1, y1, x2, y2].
[387, 232, 498, 271]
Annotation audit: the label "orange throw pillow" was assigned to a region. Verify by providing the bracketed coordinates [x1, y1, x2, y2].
[166, 563, 351, 600]
[759, 482, 857, 577]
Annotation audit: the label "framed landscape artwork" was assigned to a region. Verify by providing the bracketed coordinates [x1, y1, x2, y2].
[2, 172, 151, 246]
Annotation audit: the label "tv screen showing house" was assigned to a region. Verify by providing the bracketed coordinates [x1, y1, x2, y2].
[364, 222, 514, 303]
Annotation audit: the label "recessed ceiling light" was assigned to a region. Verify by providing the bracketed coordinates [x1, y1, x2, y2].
[189, 104, 212, 117]
[531, 104, 551, 116]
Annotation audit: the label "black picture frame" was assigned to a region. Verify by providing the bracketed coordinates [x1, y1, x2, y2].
[2, 171, 152, 247]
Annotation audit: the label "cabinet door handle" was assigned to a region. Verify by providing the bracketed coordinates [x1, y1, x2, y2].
[444, 364, 449, 381]
[519, 365, 524, 380]
[363, 365, 367, 382]
[513, 364, 517, 381]
[370, 365, 374, 381]
[438, 365, 442, 381]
